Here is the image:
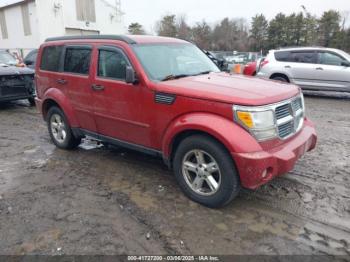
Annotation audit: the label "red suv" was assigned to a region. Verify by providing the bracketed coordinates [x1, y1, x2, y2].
[35, 35, 317, 208]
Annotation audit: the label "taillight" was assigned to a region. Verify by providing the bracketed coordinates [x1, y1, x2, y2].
[260, 60, 269, 67]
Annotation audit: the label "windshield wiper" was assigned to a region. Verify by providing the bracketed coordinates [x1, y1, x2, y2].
[161, 74, 190, 82]
[195, 70, 212, 76]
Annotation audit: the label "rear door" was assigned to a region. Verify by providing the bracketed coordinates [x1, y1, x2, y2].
[61, 45, 96, 132]
[283, 50, 319, 89]
[313, 51, 350, 92]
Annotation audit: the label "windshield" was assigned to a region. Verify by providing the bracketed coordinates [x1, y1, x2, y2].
[133, 43, 220, 81]
[338, 50, 350, 61]
[0, 52, 17, 65]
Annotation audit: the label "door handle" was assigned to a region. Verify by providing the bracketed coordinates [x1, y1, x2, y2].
[316, 67, 324, 70]
[91, 84, 105, 91]
[57, 79, 67, 85]
[285, 65, 291, 69]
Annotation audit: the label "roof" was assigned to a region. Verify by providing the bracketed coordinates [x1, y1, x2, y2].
[274, 46, 335, 52]
[0, 0, 30, 9]
[45, 35, 189, 45]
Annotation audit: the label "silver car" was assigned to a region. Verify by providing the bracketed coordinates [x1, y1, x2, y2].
[257, 47, 350, 92]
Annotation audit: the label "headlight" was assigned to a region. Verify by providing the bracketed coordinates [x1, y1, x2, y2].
[233, 106, 277, 141]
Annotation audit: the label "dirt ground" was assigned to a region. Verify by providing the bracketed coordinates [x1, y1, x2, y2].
[0, 96, 349, 256]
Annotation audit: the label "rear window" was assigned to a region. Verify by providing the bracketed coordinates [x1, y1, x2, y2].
[40, 46, 63, 72]
[274, 51, 290, 62]
[290, 52, 317, 64]
[63, 47, 92, 75]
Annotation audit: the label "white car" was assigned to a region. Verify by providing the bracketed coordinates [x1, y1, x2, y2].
[257, 47, 350, 92]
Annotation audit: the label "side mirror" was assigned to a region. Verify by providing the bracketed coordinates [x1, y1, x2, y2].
[125, 66, 138, 84]
[341, 61, 350, 67]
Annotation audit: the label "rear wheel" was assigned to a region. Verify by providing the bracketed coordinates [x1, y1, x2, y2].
[47, 107, 81, 149]
[173, 135, 240, 208]
[271, 75, 289, 82]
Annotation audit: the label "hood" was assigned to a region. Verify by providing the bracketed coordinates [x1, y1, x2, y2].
[154, 72, 300, 106]
[0, 65, 34, 76]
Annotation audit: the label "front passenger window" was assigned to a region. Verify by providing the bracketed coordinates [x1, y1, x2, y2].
[98, 50, 129, 80]
[319, 52, 347, 66]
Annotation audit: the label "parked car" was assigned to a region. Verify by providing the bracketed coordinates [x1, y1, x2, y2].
[243, 57, 265, 76]
[24, 49, 38, 69]
[35, 35, 317, 208]
[0, 51, 36, 105]
[243, 61, 257, 76]
[257, 47, 350, 92]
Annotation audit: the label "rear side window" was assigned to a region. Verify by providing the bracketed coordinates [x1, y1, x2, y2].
[40, 46, 63, 72]
[274, 51, 290, 62]
[98, 49, 130, 80]
[289, 52, 317, 64]
[64, 47, 92, 75]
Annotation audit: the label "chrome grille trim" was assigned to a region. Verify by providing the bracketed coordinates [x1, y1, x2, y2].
[274, 95, 305, 140]
[233, 93, 305, 141]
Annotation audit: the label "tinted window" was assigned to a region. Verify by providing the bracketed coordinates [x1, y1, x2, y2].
[98, 49, 129, 80]
[40, 46, 63, 72]
[64, 48, 91, 75]
[319, 52, 347, 66]
[289, 52, 317, 64]
[275, 51, 290, 62]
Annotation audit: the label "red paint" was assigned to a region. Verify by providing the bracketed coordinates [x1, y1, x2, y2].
[35, 36, 317, 189]
[243, 61, 257, 76]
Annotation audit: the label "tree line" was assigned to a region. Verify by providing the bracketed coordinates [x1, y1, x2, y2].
[128, 9, 350, 53]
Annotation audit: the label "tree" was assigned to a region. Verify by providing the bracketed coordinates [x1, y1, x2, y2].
[156, 15, 177, 37]
[128, 23, 145, 35]
[318, 10, 341, 46]
[192, 20, 212, 49]
[250, 14, 268, 51]
[212, 18, 239, 50]
[177, 15, 192, 41]
[267, 13, 290, 49]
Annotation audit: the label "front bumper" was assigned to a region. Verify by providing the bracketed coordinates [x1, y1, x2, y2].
[0, 94, 35, 103]
[232, 119, 317, 189]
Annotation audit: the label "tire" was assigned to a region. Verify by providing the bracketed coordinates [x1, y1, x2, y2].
[271, 75, 289, 82]
[28, 97, 36, 106]
[47, 106, 81, 150]
[173, 135, 240, 208]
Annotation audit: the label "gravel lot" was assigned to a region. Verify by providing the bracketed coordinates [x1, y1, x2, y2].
[0, 96, 349, 256]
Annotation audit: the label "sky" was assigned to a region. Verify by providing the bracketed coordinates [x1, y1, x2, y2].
[121, 0, 350, 33]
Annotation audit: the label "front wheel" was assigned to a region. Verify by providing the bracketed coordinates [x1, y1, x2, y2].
[173, 135, 240, 208]
[47, 106, 81, 150]
[28, 97, 35, 106]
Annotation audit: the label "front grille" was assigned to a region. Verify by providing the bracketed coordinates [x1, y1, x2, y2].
[0, 85, 27, 97]
[278, 121, 294, 138]
[275, 104, 291, 120]
[275, 96, 304, 139]
[292, 97, 302, 111]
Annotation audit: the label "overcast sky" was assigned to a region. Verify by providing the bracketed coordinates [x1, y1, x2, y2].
[122, 0, 350, 33]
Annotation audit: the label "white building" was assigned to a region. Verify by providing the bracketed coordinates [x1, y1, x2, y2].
[0, 0, 125, 57]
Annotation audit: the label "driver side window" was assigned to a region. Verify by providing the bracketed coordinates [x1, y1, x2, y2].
[98, 49, 129, 80]
[319, 52, 347, 66]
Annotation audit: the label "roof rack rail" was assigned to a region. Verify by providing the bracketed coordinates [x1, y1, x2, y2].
[277, 46, 326, 50]
[45, 35, 137, 44]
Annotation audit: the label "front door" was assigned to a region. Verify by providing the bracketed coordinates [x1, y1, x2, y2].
[313, 51, 350, 92]
[286, 51, 318, 89]
[91, 45, 150, 147]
